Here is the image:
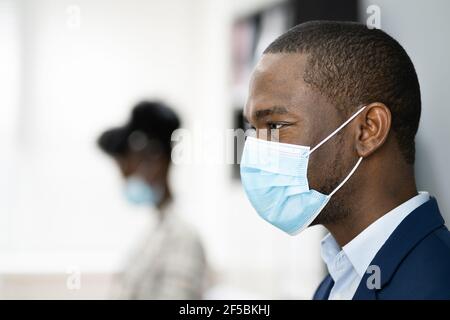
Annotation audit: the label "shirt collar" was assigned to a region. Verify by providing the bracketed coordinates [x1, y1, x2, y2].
[320, 232, 341, 268]
[321, 192, 430, 278]
[320, 232, 346, 282]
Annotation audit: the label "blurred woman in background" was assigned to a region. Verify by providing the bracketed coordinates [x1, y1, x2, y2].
[98, 101, 207, 299]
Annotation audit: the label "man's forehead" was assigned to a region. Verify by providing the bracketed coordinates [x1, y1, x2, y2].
[252, 54, 309, 96]
[254, 53, 307, 79]
[245, 53, 311, 117]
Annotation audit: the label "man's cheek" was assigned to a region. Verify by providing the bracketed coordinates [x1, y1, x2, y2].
[306, 159, 322, 190]
[280, 128, 310, 146]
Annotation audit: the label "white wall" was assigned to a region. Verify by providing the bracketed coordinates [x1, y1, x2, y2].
[1, 0, 199, 255]
[0, 0, 21, 250]
[0, 0, 324, 299]
[360, 0, 450, 224]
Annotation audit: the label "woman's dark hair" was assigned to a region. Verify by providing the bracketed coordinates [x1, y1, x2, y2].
[98, 101, 180, 158]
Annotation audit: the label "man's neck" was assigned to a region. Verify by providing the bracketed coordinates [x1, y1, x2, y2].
[324, 178, 418, 247]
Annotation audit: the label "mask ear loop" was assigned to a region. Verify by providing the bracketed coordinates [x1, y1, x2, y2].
[306, 105, 367, 196]
[308, 106, 367, 155]
[329, 156, 363, 197]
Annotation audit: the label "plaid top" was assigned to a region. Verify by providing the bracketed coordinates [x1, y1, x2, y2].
[116, 203, 207, 299]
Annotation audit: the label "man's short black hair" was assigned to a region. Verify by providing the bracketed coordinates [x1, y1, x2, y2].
[98, 101, 180, 158]
[264, 21, 421, 164]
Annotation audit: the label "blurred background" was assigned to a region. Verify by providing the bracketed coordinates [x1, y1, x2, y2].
[0, 0, 449, 299]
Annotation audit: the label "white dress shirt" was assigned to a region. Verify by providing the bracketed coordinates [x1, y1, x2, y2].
[320, 191, 430, 300]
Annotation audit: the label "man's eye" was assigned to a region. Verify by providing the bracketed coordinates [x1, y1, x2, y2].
[268, 123, 284, 130]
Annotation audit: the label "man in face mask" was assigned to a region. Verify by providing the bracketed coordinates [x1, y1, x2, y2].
[240, 21, 450, 299]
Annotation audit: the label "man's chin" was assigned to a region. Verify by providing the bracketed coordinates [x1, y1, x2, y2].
[309, 204, 345, 226]
[309, 217, 322, 227]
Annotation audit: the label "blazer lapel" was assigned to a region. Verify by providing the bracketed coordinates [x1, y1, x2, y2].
[313, 275, 334, 300]
[353, 198, 444, 300]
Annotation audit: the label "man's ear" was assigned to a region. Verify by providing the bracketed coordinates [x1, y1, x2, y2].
[355, 102, 392, 158]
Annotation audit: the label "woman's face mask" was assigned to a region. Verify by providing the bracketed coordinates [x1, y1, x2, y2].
[118, 152, 165, 207]
[123, 175, 162, 207]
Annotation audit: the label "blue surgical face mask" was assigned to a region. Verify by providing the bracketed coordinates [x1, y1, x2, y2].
[123, 176, 162, 207]
[240, 106, 366, 235]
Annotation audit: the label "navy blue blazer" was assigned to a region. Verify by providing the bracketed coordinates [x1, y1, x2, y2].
[313, 198, 450, 300]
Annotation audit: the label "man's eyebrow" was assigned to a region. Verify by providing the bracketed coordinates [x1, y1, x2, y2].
[253, 106, 289, 120]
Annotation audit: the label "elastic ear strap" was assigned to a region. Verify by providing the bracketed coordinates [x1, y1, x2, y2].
[309, 106, 367, 155]
[329, 156, 363, 197]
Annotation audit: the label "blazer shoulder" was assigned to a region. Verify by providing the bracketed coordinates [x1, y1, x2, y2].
[434, 225, 450, 249]
[405, 225, 450, 272]
[417, 225, 450, 260]
[380, 226, 450, 299]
